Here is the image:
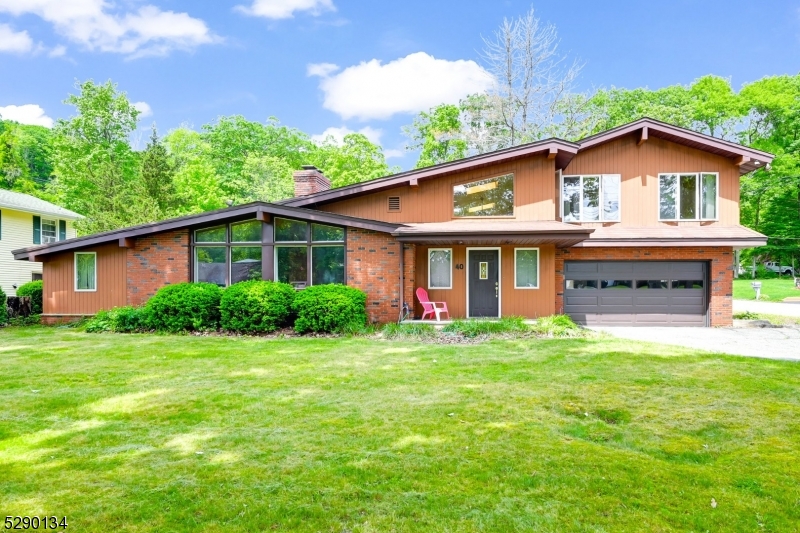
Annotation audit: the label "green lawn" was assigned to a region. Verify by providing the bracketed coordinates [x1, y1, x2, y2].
[733, 277, 800, 301]
[1, 328, 799, 532]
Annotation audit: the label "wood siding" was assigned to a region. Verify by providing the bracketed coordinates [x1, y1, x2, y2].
[42, 243, 127, 315]
[414, 244, 556, 318]
[321, 157, 557, 223]
[562, 134, 740, 227]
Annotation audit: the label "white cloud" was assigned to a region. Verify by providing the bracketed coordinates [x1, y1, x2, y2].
[235, 0, 335, 19]
[312, 125, 382, 145]
[0, 104, 54, 128]
[384, 148, 405, 159]
[306, 62, 339, 77]
[0, 23, 33, 53]
[133, 101, 152, 118]
[309, 52, 494, 121]
[48, 44, 67, 57]
[0, 0, 218, 58]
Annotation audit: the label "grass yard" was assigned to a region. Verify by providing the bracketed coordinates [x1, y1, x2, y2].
[733, 277, 800, 301]
[1, 328, 799, 532]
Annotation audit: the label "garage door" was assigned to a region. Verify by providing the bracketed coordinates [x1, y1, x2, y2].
[564, 261, 707, 326]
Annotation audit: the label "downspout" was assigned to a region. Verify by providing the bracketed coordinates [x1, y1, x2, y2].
[398, 240, 404, 323]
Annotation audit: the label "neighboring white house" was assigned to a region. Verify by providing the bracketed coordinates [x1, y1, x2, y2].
[1, 189, 82, 297]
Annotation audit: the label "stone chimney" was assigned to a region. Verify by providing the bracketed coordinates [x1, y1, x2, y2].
[293, 165, 331, 197]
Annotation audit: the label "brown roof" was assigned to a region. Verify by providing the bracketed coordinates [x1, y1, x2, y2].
[392, 220, 594, 247]
[577, 118, 774, 175]
[280, 138, 580, 208]
[12, 202, 403, 261]
[571, 224, 767, 248]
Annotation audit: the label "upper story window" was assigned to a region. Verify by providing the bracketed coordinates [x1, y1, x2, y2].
[561, 175, 621, 222]
[658, 173, 718, 221]
[453, 174, 514, 217]
[41, 218, 58, 243]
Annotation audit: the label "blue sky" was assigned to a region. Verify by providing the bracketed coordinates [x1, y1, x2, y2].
[1, 0, 799, 169]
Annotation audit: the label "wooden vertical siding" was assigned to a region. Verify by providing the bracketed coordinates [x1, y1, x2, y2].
[414, 244, 556, 318]
[320, 157, 557, 223]
[562, 134, 740, 227]
[42, 243, 127, 315]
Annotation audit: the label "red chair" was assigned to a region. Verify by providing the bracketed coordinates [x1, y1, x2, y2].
[416, 287, 450, 321]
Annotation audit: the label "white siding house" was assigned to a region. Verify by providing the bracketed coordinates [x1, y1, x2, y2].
[1, 190, 82, 297]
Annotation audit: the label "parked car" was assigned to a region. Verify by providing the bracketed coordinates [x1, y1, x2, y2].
[763, 261, 796, 276]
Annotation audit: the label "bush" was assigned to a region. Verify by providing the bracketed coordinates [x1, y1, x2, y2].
[7, 314, 40, 326]
[86, 306, 144, 333]
[292, 284, 367, 334]
[16, 280, 43, 314]
[143, 282, 223, 332]
[220, 280, 295, 333]
[442, 316, 529, 338]
[531, 314, 583, 338]
[0, 285, 6, 325]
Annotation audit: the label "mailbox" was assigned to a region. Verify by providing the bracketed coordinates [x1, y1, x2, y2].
[751, 281, 762, 300]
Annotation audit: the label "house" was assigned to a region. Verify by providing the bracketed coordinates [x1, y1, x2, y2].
[11, 118, 773, 326]
[1, 189, 82, 297]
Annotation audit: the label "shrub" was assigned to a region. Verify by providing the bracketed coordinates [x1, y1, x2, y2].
[7, 314, 40, 327]
[0, 285, 6, 324]
[143, 282, 223, 332]
[292, 284, 367, 334]
[86, 306, 144, 333]
[220, 280, 295, 333]
[531, 314, 583, 338]
[442, 316, 529, 338]
[382, 322, 437, 339]
[16, 280, 43, 314]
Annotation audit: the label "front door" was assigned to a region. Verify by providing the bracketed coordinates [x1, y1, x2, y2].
[468, 249, 500, 317]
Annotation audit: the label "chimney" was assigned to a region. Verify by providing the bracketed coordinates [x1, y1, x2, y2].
[293, 165, 331, 197]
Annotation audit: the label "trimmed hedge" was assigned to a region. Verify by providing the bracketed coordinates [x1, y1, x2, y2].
[86, 306, 144, 333]
[16, 280, 43, 314]
[220, 280, 295, 333]
[0, 285, 6, 324]
[292, 284, 367, 334]
[143, 282, 223, 332]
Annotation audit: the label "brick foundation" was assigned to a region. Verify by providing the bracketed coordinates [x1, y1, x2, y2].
[346, 228, 402, 324]
[41, 314, 92, 325]
[126, 230, 190, 307]
[554, 246, 735, 327]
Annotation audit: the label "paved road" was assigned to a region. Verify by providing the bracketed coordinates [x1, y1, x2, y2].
[592, 325, 800, 361]
[733, 299, 800, 318]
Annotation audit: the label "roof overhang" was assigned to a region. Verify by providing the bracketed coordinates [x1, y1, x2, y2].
[391, 221, 594, 248]
[571, 224, 768, 250]
[281, 139, 580, 208]
[13, 202, 402, 261]
[576, 118, 774, 175]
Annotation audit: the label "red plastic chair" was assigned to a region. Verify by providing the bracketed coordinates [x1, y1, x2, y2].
[416, 287, 450, 321]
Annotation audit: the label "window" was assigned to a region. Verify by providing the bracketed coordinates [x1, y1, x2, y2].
[428, 249, 452, 289]
[196, 247, 227, 286]
[41, 218, 58, 243]
[195, 226, 226, 243]
[311, 224, 345, 242]
[453, 174, 514, 217]
[274, 220, 345, 288]
[566, 280, 598, 289]
[231, 220, 261, 242]
[388, 196, 401, 212]
[515, 248, 539, 289]
[562, 175, 620, 222]
[275, 218, 308, 242]
[231, 246, 262, 284]
[658, 173, 718, 221]
[32, 273, 42, 281]
[75, 252, 96, 291]
[276, 247, 307, 287]
[312, 246, 345, 285]
[601, 280, 633, 289]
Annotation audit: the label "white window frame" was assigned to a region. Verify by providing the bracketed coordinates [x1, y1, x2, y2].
[74, 252, 97, 292]
[428, 248, 453, 290]
[41, 218, 58, 244]
[560, 174, 621, 222]
[514, 248, 540, 289]
[657, 172, 719, 222]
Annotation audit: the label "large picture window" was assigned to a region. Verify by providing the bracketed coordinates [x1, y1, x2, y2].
[75, 252, 96, 291]
[428, 249, 452, 289]
[562, 174, 620, 222]
[453, 174, 514, 217]
[658, 173, 718, 221]
[514, 248, 539, 289]
[274, 219, 345, 288]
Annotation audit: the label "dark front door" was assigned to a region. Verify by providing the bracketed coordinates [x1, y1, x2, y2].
[468, 249, 499, 317]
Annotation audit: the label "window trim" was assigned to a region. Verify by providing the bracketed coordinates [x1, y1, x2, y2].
[41, 217, 58, 244]
[74, 252, 97, 292]
[452, 173, 515, 219]
[657, 172, 719, 222]
[560, 174, 621, 223]
[514, 248, 540, 290]
[428, 248, 453, 290]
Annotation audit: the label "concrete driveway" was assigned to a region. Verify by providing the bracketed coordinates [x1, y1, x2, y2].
[592, 325, 800, 361]
[733, 299, 800, 318]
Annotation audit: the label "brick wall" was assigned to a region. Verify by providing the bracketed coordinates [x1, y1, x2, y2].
[126, 230, 190, 306]
[554, 246, 735, 327]
[346, 228, 402, 324]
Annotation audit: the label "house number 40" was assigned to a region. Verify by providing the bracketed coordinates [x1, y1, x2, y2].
[455, 264, 464, 270]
